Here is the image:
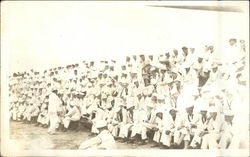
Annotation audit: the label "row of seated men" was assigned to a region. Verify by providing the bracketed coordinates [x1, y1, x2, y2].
[10, 89, 240, 149]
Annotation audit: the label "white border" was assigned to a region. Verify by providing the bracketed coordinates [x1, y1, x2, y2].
[1, 1, 249, 157]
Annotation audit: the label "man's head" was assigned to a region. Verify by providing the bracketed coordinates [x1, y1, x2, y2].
[132, 55, 137, 61]
[229, 38, 237, 46]
[182, 47, 188, 56]
[185, 105, 194, 115]
[52, 89, 58, 94]
[200, 104, 208, 117]
[127, 103, 135, 112]
[200, 110, 207, 117]
[156, 112, 163, 120]
[169, 107, 177, 117]
[149, 55, 153, 61]
[198, 57, 203, 63]
[173, 49, 178, 56]
[139, 55, 145, 61]
[146, 103, 154, 111]
[126, 56, 130, 62]
[224, 110, 234, 123]
[212, 66, 218, 72]
[209, 106, 218, 119]
[151, 94, 157, 103]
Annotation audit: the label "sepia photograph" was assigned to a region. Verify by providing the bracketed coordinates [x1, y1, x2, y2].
[1, 1, 249, 156]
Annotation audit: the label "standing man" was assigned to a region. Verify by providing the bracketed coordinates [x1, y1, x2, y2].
[48, 89, 62, 135]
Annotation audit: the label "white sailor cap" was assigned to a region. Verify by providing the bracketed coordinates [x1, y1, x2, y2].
[224, 110, 234, 116]
[127, 103, 134, 109]
[208, 106, 218, 113]
[197, 52, 205, 59]
[147, 103, 155, 108]
[199, 105, 208, 112]
[185, 103, 194, 109]
[169, 106, 178, 112]
[157, 95, 165, 100]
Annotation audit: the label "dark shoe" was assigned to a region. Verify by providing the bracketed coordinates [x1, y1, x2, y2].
[150, 144, 159, 148]
[119, 138, 128, 143]
[187, 146, 193, 149]
[127, 139, 135, 144]
[172, 142, 179, 149]
[160, 145, 169, 149]
[88, 133, 95, 137]
[138, 140, 146, 145]
[62, 127, 67, 132]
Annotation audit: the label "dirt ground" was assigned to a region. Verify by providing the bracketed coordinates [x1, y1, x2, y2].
[10, 121, 157, 150]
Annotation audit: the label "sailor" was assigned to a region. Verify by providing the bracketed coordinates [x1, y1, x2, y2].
[189, 103, 209, 148]
[118, 102, 135, 142]
[200, 106, 223, 149]
[151, 110, 166, 147]
[62, 100, 81, 130]
[176, 103, 195, 149]
[48, 89, 63, 134]
[79, 120, 117, 149]
[218, 110, 240, 149]
[130, 103, 154, 145]
[17, 101, 26, 121]
[160, 107, 181, 148]
[37, 101, 49, 127]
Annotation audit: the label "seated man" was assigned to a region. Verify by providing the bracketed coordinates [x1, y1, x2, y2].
[23, 103, 40, 123]
[160, 107, 181, 148]
[17, 101, 26, 121]
[62, 103, 81, 130]
[151, 111, 165, 147]
[201, 106, 223, 149]
[79, 120, 117, 149]
[10, 102, 18, 121]
[37, 101, 49, 127]
[189, 105, 209, 148]
[107, 98, 124, 138]
[130, 103, 154, 145]
[90, 103, 105, 135]
[176, 103, 195, 149]
[218, 110, 240, 149]
[118, 103, 135, 143]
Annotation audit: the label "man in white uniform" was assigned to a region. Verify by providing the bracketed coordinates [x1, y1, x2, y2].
[79, 120, 117, 149]
[160, 107, 181, 148]
[189, 104, 209, 148]
[176, 103, 195, 149]
[218, 110, 240, 149]
[201, 106, 223, 149]
[48, 89, 63, 134]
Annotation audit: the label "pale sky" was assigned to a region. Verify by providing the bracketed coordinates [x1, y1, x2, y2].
[1, 1, 249, 74]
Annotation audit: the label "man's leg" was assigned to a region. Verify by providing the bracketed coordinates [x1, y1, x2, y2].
[228, 134, 240, 149]
[219, 132, 231, 149]
[201, 134, 209, 149]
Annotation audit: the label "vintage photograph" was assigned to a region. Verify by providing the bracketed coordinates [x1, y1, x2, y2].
[1, 1, 249, 156]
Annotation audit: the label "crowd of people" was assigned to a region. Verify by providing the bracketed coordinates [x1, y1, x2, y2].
[9, 38, 248, 149]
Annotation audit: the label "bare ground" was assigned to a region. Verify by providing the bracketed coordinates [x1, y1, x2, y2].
[9, 121, 157, 150]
